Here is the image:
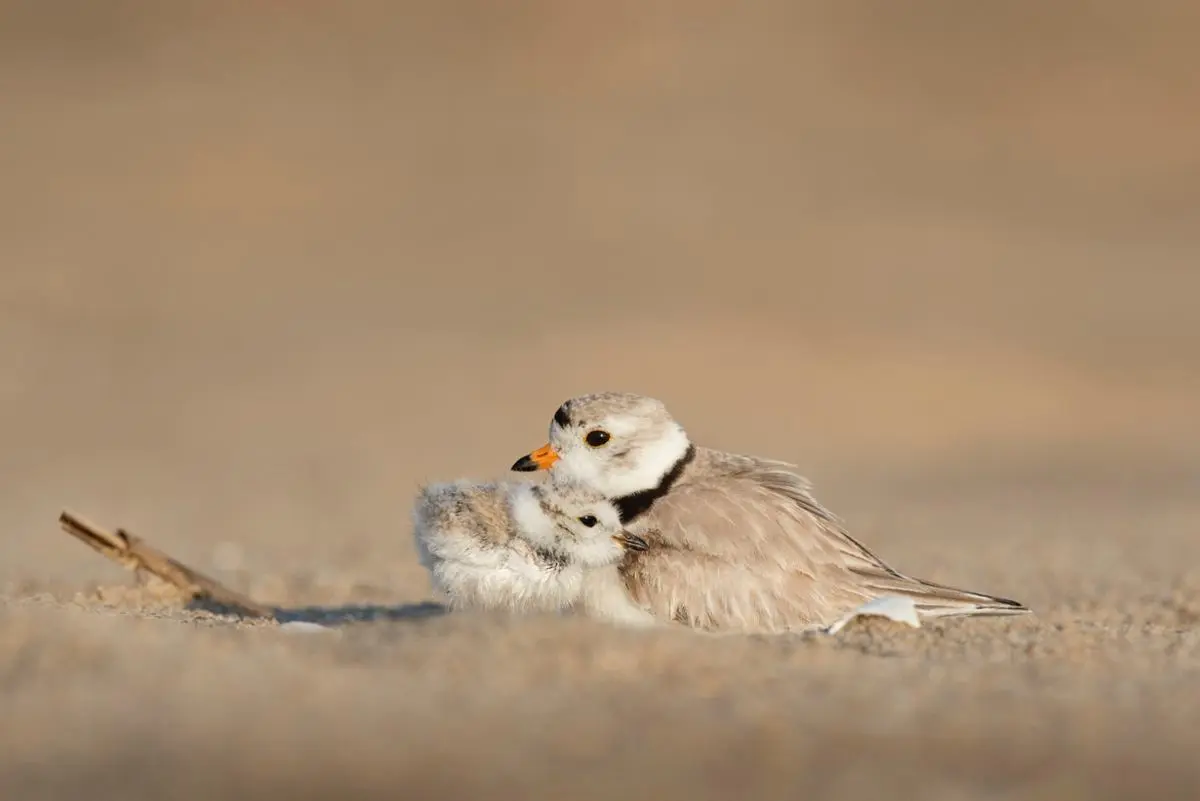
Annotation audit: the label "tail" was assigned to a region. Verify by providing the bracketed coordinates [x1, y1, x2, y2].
[855, 571, 1031, 619]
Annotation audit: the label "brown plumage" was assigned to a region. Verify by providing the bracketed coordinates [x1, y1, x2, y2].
[512, 392, 1030, 633]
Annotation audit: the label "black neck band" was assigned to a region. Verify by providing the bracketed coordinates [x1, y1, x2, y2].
[613, 444, 696, 524]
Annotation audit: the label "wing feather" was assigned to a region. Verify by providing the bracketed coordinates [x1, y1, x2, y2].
[622, 453, 1028, 629]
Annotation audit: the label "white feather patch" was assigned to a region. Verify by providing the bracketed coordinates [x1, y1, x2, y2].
[822, 595, 922, 635]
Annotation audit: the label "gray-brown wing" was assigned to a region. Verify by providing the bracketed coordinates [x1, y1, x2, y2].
[629, 458, 1028, 625]
[620, 545, 871, 632]
[622, 473, 879, 630]
[739, 458, 1028, 616]
[637, 461, 894, 574]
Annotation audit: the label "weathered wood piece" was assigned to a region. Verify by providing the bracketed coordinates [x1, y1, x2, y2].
[57, 510, 275, 619]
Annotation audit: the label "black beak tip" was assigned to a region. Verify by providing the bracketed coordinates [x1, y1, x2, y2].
[511, 455, 538, 472]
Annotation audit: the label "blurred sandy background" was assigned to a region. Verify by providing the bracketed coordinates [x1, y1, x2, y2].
[1, 1, 1198, 799]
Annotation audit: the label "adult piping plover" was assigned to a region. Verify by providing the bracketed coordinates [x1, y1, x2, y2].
[511, 391, 1030, 633]
[412, 477, 655, 625]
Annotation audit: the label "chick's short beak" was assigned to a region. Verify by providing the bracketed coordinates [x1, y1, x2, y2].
[511, 443, 559, 472]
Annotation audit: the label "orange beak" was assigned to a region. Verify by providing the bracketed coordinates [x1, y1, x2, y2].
[511, 443, 560, 472]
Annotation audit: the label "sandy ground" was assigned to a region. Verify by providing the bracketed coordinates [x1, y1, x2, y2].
[2, 2, 1199, 799]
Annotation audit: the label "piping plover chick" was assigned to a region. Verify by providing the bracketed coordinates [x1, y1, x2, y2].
[412, 477, 650, 619]
[511, 391, 1030, 633]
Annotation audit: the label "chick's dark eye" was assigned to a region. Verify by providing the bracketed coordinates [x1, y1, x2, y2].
[584, 429, 611, 447]
[578, 515, 598, 528]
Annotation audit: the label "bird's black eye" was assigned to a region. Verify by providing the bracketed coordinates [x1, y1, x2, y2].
[578, 515, 598, 528]
[584, 430, 611, 447]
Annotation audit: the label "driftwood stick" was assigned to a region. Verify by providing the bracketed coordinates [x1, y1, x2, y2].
[58, 510, 275, 619]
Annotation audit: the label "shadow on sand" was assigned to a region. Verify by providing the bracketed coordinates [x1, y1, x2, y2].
[186, 598, 450, 626]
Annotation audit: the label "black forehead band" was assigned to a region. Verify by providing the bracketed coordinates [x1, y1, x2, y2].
[553, 405, 571, 428]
